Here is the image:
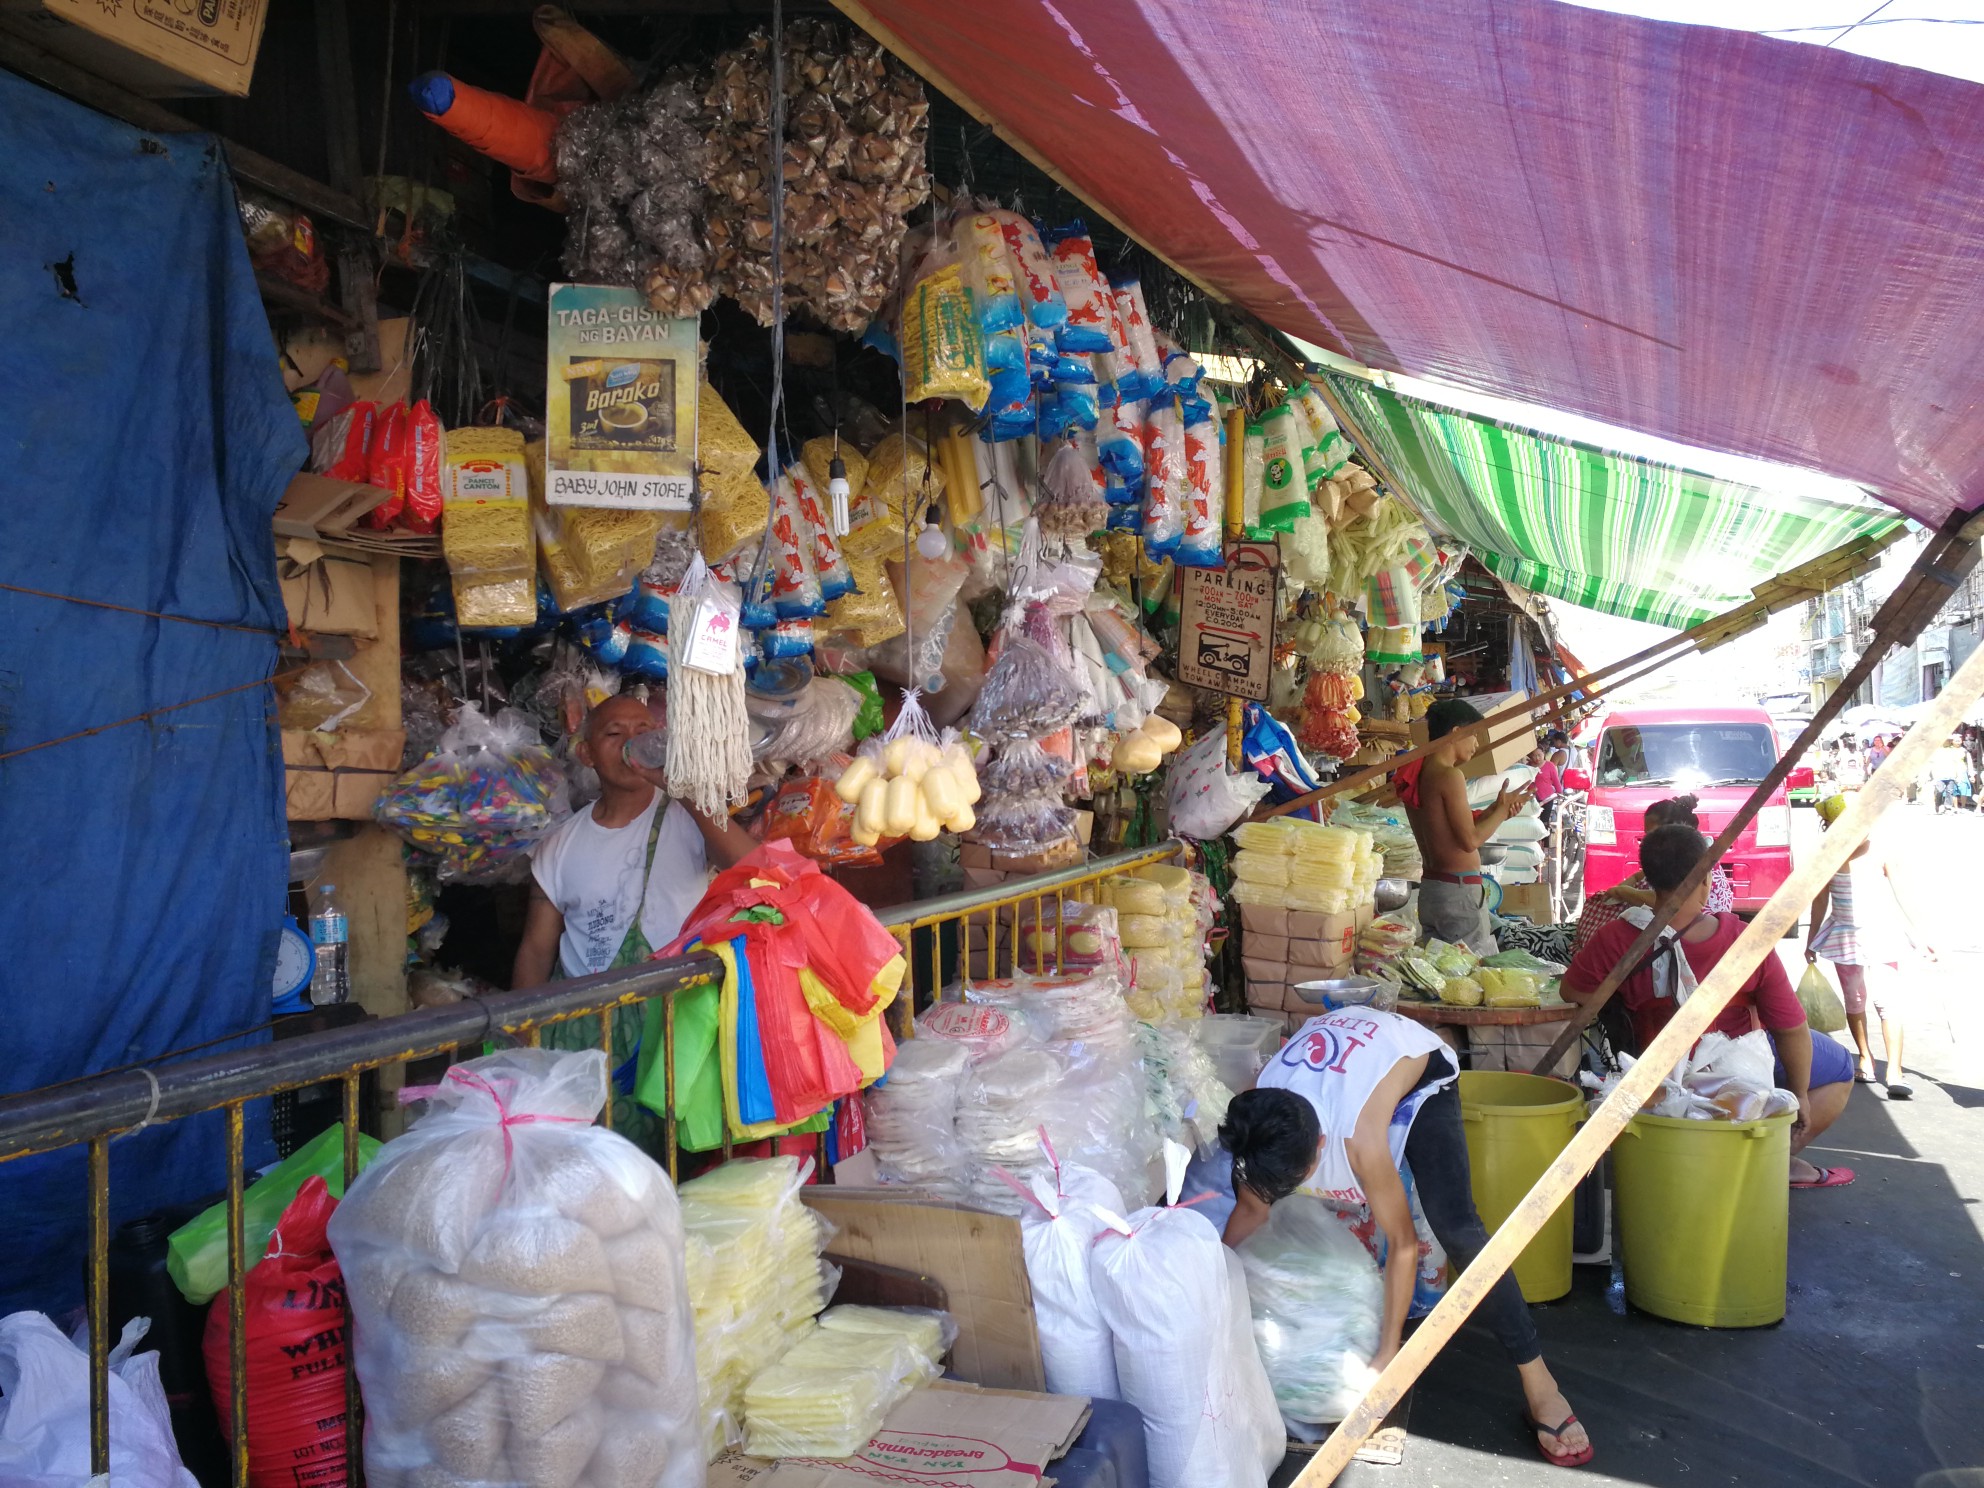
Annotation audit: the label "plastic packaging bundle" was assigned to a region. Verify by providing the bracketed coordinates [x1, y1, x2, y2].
[819, 1305, 956, 1360]
[1134, 1020, 1234, 1150]
[899, 259, 991, 409]
[957, 1044, 1070, 1213]
[1012, 1148, 1125, 1400]
[971, 630, 1089, 743]
[778, 1321, 939, 1393]
[1238, 1197, 1381, 1426]
[1036, 438, 1109, 542]
[373, 705, 568, 880]
[860, 550, 970, 695]
[960, 210, 1023, 338]
[846, 435, 943, 561]
[766, 474, 827, 619]
[786, 461, 854, 603]
[327, 1051, 703, 1488]
[864, 1036, 971, 1193]
[1177, 414, 1223, 568]
[916, 1000, 1025, 1060]
[1232, 851, 1294, 887]
[1044, 224, 1116, 353]
[1090, 1199, 1284, 1488]
[1109, 279, 1162, 403]
[1253, 404, 1308, 533]
[742, 1363, 891, 1459]
[443, 426, 537, 627]
[1142, 401, 1187, 557]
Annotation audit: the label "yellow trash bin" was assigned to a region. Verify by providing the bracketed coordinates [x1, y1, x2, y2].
[1612, 1109, 1791, 1327]
[1457, 1072, 1582, 1303]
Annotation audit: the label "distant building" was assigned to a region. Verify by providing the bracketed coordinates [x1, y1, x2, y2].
[1801, 528, 1984, 708]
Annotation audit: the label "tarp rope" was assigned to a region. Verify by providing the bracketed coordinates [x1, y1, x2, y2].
[0, 668, 307, 763]
[0, 580, 282, 638]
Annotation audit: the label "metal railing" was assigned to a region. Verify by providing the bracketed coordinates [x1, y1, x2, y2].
[0, 839, 1182, 1483]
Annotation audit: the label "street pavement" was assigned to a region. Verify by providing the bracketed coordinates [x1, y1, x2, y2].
[1275, 801, 1984, 1488]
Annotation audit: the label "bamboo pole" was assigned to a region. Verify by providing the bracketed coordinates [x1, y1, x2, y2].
[1225, 405, 1249, 769]
[1293, 623, 1984, 1485]
[1527, 514, 1975, 1075]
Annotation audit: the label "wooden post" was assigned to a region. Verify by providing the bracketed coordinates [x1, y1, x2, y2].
[1293, 625, 1984, 1484]
[1528, 514, 1976, 1075]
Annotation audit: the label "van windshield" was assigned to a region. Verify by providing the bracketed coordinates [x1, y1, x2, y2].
[1595, 723, 1777, 789]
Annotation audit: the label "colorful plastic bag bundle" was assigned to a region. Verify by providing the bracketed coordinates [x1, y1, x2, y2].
[326, 1051, 704, 1488]
[373, 705, 568, 880]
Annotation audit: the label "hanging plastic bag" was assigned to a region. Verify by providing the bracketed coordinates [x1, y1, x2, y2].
[1177, 413, 1223, 568]
[899, 257, 991, 410]
[1255, 403, 1309, 532]
[373, 705, 569, 881]
[1796, 962, 1848, 1035]
[1109, 279, 1163, 405]
[328, 1050, 704, 1488]
[786, 461, 853, 604]
[1043, 224, 1116, 354]
[1142, 400, 1188, 558]
[994, 212, 1069, 334]
[168, 1122, 381, 1306]
[1037, 439, 1109, 543]
[0, 1313, 198, 1488]
[959, 210, 1024, 337]
[766, 473, 826, 620]
[1238, 1195, 1382, 1425]
[203, 1177, 351, 1488]
[1167, 729, 1272, 841]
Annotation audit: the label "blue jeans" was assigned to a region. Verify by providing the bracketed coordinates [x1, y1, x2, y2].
[1402, 1079, 1545, 1366]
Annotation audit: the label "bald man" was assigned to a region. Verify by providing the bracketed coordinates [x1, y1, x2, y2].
[513, 693, 756, 990]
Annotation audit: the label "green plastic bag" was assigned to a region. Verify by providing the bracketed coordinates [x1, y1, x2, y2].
[1796, 962, 1848, 1036]
[166, 1122, 380, 1305]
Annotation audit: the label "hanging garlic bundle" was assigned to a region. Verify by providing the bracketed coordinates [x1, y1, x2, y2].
[666, 555, 755, 819]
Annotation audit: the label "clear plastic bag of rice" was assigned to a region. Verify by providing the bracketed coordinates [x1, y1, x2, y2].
[327, 1049, 704, 1488]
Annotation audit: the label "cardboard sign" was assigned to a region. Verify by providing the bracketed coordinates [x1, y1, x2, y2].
[1178, 541, 1279, 700]
[544, 284, 698, 509]
[710, 1381, 1091, 1488]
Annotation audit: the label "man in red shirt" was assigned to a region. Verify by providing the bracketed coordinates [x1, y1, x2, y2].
[1564, 824, 1856, 1188]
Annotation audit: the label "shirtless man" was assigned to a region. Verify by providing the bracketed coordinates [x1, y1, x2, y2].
[1395, 698, 1530, 954]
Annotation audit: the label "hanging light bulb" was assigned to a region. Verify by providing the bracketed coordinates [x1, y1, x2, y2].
[827, 434, 851, 536]
[915, 500, 948, 559]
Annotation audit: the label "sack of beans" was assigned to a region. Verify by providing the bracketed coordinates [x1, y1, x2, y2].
[327, 1049, 703, 1488]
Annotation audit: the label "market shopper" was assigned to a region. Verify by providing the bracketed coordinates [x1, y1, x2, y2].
[1564, 824, 1856, 1188]
[1396, 699, 1533, 955]
[1529, 745, 1563, 827]
[1221, 1010, 1593, 1469]
[1805, 794, 1933, 1098]
[512, 694, 756, 1139]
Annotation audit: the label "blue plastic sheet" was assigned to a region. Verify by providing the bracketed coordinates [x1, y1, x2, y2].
[0, 74, 303, 1311]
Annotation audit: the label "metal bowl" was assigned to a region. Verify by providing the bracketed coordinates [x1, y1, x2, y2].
[1290, 975, 1389, 1008]
[1477, 842, 1510, 866]
[1375, 877, 1411, 913]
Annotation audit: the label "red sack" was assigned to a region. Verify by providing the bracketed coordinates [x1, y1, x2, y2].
[402, 400, 445, 533]
[203, 1176, 350, 1488]
[312, 400, 377, 483]
[363, 402, 410, 529]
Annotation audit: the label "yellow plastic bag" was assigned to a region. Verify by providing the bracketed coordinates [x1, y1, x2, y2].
[1796, 962, 1847, 1034]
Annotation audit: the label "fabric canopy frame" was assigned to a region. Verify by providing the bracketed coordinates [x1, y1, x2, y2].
[1327, 375, 1903, 629]
[837, 0, 1984, 529]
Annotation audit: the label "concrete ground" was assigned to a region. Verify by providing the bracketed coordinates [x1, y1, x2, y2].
[1276, 801, 1984, 1488]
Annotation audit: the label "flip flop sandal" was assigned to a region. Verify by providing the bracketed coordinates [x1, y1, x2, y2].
[1523, 1412, 1595, 1469]
[1791, 1164, 1856, 1189]
[1886, 1082, 1915, 1100]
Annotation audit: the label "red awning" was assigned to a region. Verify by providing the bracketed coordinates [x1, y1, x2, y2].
[843, 0, 1984, 526]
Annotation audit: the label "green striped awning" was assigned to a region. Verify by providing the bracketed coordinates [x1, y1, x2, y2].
[1325, 376, 1903, 629]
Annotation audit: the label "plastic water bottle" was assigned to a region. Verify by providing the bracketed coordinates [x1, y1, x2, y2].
[308, 883, 350, 1006]
[622, 730, 670, 771]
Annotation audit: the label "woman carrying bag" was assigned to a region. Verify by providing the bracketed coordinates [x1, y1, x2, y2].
[1805, 795, 1935, 1099]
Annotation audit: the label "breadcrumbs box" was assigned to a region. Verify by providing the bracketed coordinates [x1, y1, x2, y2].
[2, 0, 268, 95]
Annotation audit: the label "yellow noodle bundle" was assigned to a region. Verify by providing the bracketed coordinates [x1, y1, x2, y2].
[698, 381, 760, 476]
[698, 467, 772, 562]
[824, 558, 905, 647]
[1101, 875, 1168, 918]
[802, 436, 869, 506]
[1232, 850, 1292, 887]
[845, 435, 942, 559]
[1287, 857, 1354, 892]
[1284, 822, 1362, 863]
[1233, 819, 1302, 854]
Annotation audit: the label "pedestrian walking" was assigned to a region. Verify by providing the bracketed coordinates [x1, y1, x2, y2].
[1805, 795, 1935, 1099]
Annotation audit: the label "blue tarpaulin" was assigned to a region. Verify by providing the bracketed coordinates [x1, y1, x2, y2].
[0, 73, 303, 1310]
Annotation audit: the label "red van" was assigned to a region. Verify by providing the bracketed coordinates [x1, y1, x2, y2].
[1576, 705, 1793, 912]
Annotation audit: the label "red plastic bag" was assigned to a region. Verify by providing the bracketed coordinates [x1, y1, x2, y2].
[363, 402, 410, 529]
[311, 399, 377, 484]
[401, 400, 445, 534]
[203, 1176, 350, 1488]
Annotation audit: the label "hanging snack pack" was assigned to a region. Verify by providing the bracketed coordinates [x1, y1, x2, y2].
[1110, 280, 1163, 403]
[1142, 401, 1188, 558]
[1253, 403, 1308, 533]
[327, 1051, 704, 1488]
[900, 260, 991, 409]
[1043, 224, 1116, 355]
[786, 461, 854, 603]
[961, 210, 1024, 340]
[1177, 413, 1222, 568]
[443, 427, 536, 628]
[765, 474, 826, 620]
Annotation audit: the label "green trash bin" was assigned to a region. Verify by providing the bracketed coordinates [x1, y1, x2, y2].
[1613, 1109, 1791, 1327]
[1457, 1072, 1583, 1303]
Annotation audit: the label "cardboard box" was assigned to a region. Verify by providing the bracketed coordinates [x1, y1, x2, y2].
[1241, 955, 1288, 985]
[1410, 687, 1539, 779]
[1245, 932, 1289, 964]
[710, 1379, 1090, 1488]
[1498, 881, 1554, 923]
[1, 0, 269, 97]
[799, 1192, 1044, 1391]
[277, 542, 379, 639]
[283, 727, 404, 822]
[1245, 977, 1286, 1009]
[1238, 904, 1290, 936]
[1354, 901, 1377, 933]
[1288, 934, 1351, 971]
